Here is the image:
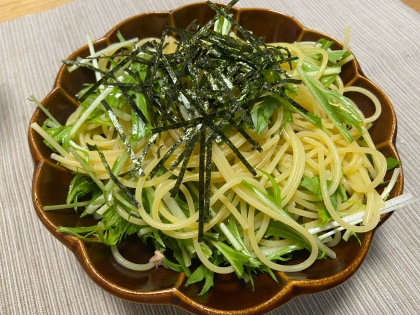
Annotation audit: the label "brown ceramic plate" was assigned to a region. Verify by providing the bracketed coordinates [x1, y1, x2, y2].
[28, 2, 403, 314]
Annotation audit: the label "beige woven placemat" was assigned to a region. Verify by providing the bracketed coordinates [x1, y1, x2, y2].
[1, 0, 419, 314]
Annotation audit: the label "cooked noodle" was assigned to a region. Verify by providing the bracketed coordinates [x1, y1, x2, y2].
[33, 33, 389, 274]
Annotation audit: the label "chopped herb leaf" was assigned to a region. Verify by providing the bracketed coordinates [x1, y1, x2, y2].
[386, 157, 401, 171]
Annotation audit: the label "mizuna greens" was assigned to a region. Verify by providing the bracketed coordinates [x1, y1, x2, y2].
[31, 0, 414, 296]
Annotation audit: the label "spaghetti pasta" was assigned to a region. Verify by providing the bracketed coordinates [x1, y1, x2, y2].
[32, 7, 401, 295]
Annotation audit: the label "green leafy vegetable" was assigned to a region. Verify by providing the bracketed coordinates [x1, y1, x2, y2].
[42, 120, 73, 150]
[251, 96, 283, 135]
[264, 221, 311, 252]
[297, 66, 364, 143]
[210, 240, 250, 277]
[386, 157, 401, 171]
[300, 175, 323, 201]
[66, 174, 101, 208]
[185, 264, 215, 296]
[299, 175, 349, 226]
[317, 207, 332, 226]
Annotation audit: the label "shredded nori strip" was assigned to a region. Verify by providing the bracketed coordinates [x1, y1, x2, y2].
[101, 100, 144, 176]
[62, 59, 107, 75]
[204, 132, 213, 223]
[78, 46, 141, 103]
[129, 133, 158, 177]
[66, 0, 309, 241]
[198, 127, 206, 241]
[169, 130, 201, 199]
[90, 145, 141, 209]
[119, 87, 148, 126]
[228, 118, 262, 152]
[149, 128, 194, 178]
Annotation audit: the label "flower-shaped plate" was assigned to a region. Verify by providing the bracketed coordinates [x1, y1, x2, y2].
[28, 2, 403, 314]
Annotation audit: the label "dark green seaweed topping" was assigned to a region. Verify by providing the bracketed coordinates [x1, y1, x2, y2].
[66, 0, 307, 240]
[89, 144, 141, 209]
[204, 130, 213, 224]
[198, 127, 206, 241]
[129, 133, 158, 178]
[62, 59, 107, 75]
[100, 100, 144, 175]
[170, 131, 201, 199]
[78, 47, 141, 103]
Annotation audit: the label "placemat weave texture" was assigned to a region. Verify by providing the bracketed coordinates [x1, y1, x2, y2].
[1, 0, 419, 314]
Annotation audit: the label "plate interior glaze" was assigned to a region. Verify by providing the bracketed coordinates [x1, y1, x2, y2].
[28, 2, 403, 314]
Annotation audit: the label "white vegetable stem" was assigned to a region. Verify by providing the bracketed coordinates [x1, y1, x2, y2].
[69, 86, 114, 137]
[85, 34, 102, 82]
[381, 168, 401, 200]
[67, 37, 139, 72]
[311, 193, 418, 238]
